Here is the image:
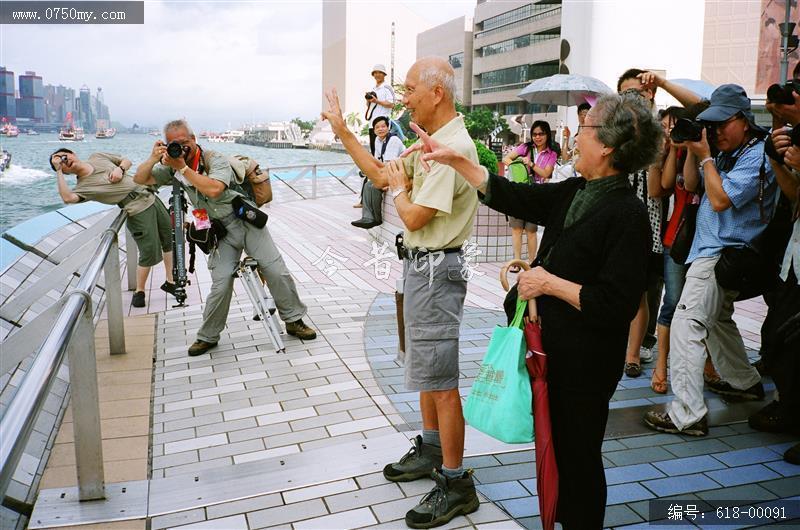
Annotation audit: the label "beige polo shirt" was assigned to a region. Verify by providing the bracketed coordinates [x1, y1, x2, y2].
[401, 114, 479, 250]
[74, 153, 154, 216]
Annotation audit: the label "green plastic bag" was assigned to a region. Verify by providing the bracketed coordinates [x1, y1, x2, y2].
[463, 298, 533, 443]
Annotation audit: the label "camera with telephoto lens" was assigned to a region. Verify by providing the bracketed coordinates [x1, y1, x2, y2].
[767, 81, 800, 105]
[670, 118, 708, 143]
[365, 91, 377, 101]
[166, 141, 188, 159]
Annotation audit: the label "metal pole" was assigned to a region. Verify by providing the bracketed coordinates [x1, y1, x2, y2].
[67, 303, 105, 501]
[125, 226, 137, 291]
[103, 236, 126, 355]
[312, 164, 318, 200]
[781, 0, 793, 83]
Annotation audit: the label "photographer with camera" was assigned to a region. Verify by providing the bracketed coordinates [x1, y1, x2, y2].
[134, 119, 317, 356]
[749, 79, 800, 465]
[644, 84, 778, 436]
[50, 148, 175, 308]
[365, 64, 396, 156]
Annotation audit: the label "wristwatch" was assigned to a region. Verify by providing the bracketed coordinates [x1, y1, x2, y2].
[391, 188, 405, 199]
[178, 165, 190, 176]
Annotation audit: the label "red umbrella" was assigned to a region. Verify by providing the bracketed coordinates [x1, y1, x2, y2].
[501, 260, 559, 530]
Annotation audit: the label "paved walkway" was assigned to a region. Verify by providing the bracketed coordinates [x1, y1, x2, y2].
[33, 191, 798, 529]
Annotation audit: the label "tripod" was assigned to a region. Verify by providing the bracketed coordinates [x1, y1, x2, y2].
[169, 179, 189, 307]
[234, 257, 285, 353]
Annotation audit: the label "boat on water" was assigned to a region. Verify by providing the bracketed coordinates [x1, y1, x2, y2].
[0, 149, 10, 172]
[59, 126, 85, 141]
[26, 129, 39, 136]
[208, 129, 245, 143]
[1, 124, 19, 137]
[95, 128, 117, 139]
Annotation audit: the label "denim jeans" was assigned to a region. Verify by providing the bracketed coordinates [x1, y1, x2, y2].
[657, 247, 689, 327]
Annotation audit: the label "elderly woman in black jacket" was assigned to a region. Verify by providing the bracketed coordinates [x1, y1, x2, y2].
[392, 92, 662, 529]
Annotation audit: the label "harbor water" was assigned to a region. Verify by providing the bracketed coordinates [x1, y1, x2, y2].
[0, 134, 351, 232]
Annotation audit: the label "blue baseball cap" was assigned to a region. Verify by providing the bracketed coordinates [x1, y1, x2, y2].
[697, 83, 768, 134]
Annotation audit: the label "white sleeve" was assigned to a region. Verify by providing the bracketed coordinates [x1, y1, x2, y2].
[378, 85, 395, 103]
[383, 136, 405, 161]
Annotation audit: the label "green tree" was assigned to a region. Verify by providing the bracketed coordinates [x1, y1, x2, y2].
[291, 117, 315, 133]
[474, 139, 498, 173]
[464, 107, 508, 143]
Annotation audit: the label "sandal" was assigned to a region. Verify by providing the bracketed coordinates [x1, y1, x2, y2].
[650, 370, 668, 394]
[624, 362, 642, 378]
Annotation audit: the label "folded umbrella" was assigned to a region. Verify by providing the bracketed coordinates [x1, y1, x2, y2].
[500, 259, 559, 530]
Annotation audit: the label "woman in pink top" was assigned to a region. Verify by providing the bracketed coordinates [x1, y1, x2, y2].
[501, 120, 557, 271]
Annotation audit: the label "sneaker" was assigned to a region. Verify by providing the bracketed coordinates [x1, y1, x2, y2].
[639, 347, 654, 364]
[707, 380, 765, 401]
[187, 339, 217, 356]
[748, 401, 800, 433]
[785, 442, 800, 465]
[383, 435, 443, 482]
[131, 291, 146, 307]
[285, 319, 317, 340]
[643, 410, 708, 437]
[642, 333, 657, 350]
[160, 281, 177, 296]
[405, 468, 480, 529]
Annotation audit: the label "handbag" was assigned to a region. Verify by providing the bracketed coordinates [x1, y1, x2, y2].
[669, 200, 699, 265]
[186, 218, 227, 255]
[463, 297, 534, 444]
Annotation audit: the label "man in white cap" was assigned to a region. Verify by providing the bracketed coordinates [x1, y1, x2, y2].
[365, 63, 396, 155]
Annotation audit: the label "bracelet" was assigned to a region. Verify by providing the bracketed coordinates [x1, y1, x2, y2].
[178, 165, 189, 176]
[390, 188, 405, 199]
[699, 156, 714, 169]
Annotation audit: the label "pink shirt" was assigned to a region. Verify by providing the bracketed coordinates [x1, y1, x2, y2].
[513, 143, 557, 183]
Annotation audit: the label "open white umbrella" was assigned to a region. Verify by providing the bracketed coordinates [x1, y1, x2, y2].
[668, 78, 716, 100]
[517, 74, 613, 107]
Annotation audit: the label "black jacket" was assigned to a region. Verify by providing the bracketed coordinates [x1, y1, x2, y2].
[481, 174, 650, 394]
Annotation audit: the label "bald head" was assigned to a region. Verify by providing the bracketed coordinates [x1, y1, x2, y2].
[410, 56, 456, 103]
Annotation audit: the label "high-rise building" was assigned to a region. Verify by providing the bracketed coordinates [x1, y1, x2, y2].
[78, 85, 94, 132]
[0, 67, 15, 122]
[321, 0, 431, 128]
[17, 71, 45, 122]
[417, 17, 474, 107]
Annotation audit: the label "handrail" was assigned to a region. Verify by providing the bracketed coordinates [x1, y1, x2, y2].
[265, 162, 356, 171]
[0, 210, 129, 507]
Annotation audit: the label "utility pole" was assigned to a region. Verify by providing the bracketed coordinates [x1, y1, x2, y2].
[391, 22, 396, 85]
[779, 0, 797, 83]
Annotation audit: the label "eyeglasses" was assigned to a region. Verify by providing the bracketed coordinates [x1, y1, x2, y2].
[531, 132, 546, 137]
[712, 114, 743, 130]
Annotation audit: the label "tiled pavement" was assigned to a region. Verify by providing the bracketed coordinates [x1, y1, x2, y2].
[31, 190, 798, 529]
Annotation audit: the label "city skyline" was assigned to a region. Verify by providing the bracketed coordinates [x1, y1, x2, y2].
[2, 0, 474, 131]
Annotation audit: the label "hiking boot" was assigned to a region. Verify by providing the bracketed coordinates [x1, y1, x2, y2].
[785, 442, 800, 465]
[131, 291, 146, 307]
[285, 319, 317, 340]
[405, 468, 480, 529]
[749, 401, 800, 434]
[188, 340, 217, 356]
[383, 435, 443, 482]
[644, 410, 708, 437]
[707, 380, 765, 401]
[161, 281, 177, 296]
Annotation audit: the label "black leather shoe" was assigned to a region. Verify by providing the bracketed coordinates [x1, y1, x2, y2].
[188, 340, 217, 356]
[351, 219, 380, 229]
[131, 291, 146, 308]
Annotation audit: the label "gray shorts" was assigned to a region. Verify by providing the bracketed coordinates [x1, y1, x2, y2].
[126, 199, 172, 267]
[402, 252, 467, 391]
[509, 216, 538, 232]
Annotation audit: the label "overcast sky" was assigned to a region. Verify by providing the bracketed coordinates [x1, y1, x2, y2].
[2, 0, 474, 130]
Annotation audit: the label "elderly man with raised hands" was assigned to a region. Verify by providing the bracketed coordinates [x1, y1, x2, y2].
[322, 56, 480, 529]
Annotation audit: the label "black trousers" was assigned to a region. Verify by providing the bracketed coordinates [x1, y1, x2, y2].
[761, 271, 800, 424]
[549, 383, 612, 529]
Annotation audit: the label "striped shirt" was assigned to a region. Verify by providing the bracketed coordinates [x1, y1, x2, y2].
[687, 140, 778, 263]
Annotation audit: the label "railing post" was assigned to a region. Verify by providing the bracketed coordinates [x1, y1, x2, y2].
[312, 164, 318, 200]
[125, 226, 137, 291]
[104, 236, 126, 355]
[67, 302, 105, 501]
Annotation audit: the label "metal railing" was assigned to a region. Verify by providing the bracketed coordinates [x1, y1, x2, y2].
[265, 162, 360, 200]
[0, 211, 129, 508]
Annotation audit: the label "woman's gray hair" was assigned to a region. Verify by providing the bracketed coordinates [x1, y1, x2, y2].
[594, 92, 663, 174]
[164, 119, 194, 138]
[418, 60, 457, 102]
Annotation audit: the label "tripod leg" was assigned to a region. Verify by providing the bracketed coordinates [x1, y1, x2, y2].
[242, 268, 285, 353]
[248, 269, 285, 352]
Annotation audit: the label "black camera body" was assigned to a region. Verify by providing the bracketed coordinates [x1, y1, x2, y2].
[365, 91, 377, 101]
[670, 118, 708, 143]
[767, 81, 800, 105]
[166, 141, 186, 159]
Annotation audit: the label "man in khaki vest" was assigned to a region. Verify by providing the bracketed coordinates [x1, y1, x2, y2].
[323, 57, 480, 529]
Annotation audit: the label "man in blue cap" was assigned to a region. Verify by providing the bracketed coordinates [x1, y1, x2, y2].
[644, 84, 778, 436]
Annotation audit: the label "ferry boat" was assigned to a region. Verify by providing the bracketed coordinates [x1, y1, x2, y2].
[26, 129, 39, 136]
[0, 124, 19, 137]
[208, 129, 245, 142]
[95, 128, 117, 139]
[59, 126, 85, 141]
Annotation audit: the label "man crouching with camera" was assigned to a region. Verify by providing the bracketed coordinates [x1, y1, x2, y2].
[134, 119, 317, 356]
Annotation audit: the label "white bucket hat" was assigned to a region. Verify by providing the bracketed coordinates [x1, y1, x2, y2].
[371, 64, 387, 75]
